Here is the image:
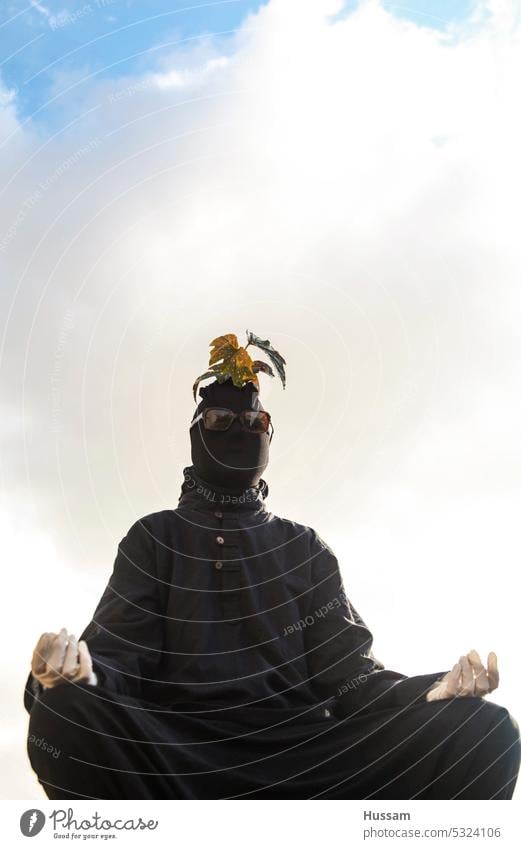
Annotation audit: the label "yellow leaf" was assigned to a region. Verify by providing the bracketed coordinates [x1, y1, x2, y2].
[207, 333, 258, 390]
[208, 334, 240, 367]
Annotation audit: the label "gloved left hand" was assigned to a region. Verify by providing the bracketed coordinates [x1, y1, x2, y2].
[426, 650, 499, 702]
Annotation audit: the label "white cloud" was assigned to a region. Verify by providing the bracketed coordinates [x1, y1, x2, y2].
[1, 0, 520, 796]
[152, 56, 230, 90]
[30, 0, 51, 19]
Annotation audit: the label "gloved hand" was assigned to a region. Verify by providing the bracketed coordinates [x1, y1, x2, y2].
[426, 649, 498, 702]
[31, 627, 97, 689]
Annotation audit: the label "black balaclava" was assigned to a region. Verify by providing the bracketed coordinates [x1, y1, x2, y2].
[190, 377, 270, 491]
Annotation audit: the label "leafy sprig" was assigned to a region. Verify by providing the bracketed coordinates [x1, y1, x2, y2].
[192, 330, 286, 401]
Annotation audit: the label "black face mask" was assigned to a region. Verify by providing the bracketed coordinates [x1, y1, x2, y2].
[190, 378, 270, 491]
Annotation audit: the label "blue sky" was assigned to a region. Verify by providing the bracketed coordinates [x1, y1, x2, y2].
[1, 0, 478, 123]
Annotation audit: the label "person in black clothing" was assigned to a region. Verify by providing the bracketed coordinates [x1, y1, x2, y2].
[25, 376, 520, 799]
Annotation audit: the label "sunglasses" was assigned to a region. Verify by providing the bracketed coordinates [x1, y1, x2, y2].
[190, 407, 274, 443]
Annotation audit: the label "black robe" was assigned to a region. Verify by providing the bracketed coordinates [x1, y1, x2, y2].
[24, 466, 521, 799]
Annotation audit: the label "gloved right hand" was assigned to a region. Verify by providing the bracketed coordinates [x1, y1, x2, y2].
[426, 649, 498, 702]
[31, 628, 97, 688]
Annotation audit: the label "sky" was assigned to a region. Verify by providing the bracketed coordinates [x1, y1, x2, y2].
[0, 0, 496, 123]
[1, 0, 520, 798]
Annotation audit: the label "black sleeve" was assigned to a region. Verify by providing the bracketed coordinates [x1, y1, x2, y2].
[303, 530, 449, 718]
[23, 517, 164, 713]
[77, 517, 164, 698]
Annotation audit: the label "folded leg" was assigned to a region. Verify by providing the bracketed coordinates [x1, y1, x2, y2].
[27, 683, 191, 799]
[312, 696, 520, 799]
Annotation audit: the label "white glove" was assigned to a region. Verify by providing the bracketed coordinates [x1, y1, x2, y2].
[31, 627, 97, 689]
[426, 649, 498, 702]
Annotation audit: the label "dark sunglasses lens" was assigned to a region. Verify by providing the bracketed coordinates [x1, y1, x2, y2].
[243, 411, 270, 433]
[204, 409, 235, 430]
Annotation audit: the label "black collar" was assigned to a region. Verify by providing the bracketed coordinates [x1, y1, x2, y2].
[177, 465, 269, 513]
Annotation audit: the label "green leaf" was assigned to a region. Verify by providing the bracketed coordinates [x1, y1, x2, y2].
[192, 370, 217, 402]
[246, 330, 286, 389]
[251, 359, 275, 378]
